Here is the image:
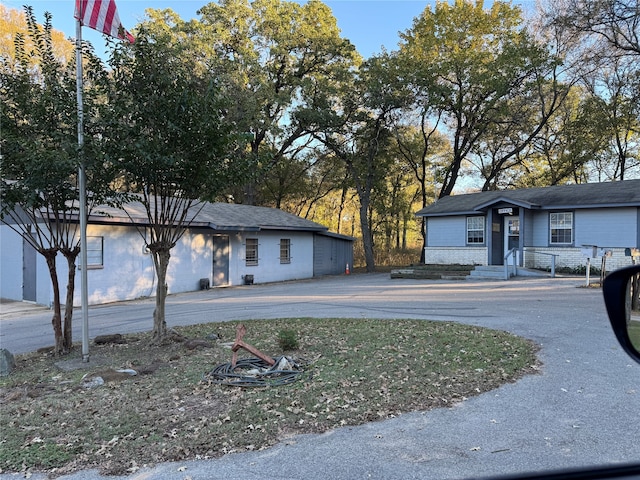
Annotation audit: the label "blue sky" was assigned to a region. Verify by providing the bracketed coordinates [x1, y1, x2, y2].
[2, 0, 434, 58]
[2, 0, 538, 59]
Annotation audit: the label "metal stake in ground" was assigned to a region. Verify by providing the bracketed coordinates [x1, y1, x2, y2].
[231, 324, 275, 368]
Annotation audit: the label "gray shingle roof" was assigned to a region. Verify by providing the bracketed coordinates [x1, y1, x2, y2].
[196, 202, 328, 232]
[416, 179, 640, 217]
[90, 199, 328, 233]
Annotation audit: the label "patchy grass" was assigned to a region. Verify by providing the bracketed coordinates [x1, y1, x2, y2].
[629, 318, 640, 350]
[0, 318, 540, 477]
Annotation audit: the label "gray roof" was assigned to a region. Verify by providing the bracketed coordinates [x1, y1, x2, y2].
[90, 200, 329, 233]
[196, 202, 328, 232]
[416, 179, 640, 217]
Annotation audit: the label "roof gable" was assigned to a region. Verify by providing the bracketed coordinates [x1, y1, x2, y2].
[416, 180, 640, 217]
[473, 196, 541, 211]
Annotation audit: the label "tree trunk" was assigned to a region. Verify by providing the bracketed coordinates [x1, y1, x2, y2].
[402, 215, 408, 251]
[336, 184, 348, 235]
[419, 217, 427, 264]
[358, 199, 375, 272]
[439, 156, 462, 198]
[151, 248, 171, 343]
[43, 248, 64, 355]
[62, 247, 80, 352]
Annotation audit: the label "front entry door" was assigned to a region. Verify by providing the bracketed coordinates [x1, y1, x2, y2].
[22, 236, 37, 302]
[212, 235, 230, 287]
[504, 217, 520, 266]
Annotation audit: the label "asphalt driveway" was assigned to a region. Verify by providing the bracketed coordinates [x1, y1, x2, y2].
[1, 273, 639, 479]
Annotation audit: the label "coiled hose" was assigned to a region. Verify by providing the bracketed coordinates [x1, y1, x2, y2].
[205, 356, 308, 387]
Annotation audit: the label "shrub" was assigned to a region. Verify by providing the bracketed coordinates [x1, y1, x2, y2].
[278, 329, 299, 351]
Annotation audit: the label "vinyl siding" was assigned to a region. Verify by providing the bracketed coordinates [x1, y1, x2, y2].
[574, 208, 637, 247]
[523, 210, 534, 246]
[427, 216, 467, 247]
[531, 212, 549, 246]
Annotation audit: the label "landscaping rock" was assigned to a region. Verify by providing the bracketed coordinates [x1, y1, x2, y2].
[82, 376, 105, 388]
[0, 348, 16, 376]
[81, 368, 138, 388]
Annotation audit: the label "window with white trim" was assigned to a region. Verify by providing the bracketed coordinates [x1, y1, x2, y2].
[466, 216, 485, 244]
[280, 239, 291, 264]
[245, 238, 258, 266]
[550, 212, 573, 245]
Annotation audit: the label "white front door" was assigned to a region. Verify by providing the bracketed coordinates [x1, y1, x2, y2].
[504, 217, 520, 265]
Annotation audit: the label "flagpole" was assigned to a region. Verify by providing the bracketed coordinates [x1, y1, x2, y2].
[75, 13, 90, 363]
[74, 0, 133, 363]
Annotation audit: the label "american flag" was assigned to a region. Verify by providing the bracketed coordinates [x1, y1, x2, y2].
[74, 0, 135, 43]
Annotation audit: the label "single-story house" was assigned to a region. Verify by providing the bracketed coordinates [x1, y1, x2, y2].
[416, 179, 640, 271]
[0, 201, 353, 307]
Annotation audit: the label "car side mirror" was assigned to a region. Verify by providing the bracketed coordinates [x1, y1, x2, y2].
[603, 264, 640, 364]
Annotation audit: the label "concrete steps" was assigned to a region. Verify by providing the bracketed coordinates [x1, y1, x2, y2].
[467, 265, 550, 280]
[467, 265, 509, 280]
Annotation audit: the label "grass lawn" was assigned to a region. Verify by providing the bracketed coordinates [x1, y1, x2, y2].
[629, 318, 640, 349]
[0, 317, 540, 477]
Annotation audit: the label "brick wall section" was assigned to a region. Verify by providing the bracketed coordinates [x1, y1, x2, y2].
[425, 246, 637, 271]
[523, 247, 637, 271]
[425, 247, 488, 265]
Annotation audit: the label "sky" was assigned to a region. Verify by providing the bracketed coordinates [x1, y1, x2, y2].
[2, 0, 536, 59]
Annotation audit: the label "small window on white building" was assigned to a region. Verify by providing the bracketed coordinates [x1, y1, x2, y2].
[245, 238, 258, 266]
[466, 216, 485, 244]
[86, 236, 104, 268]
[280, 239, 291, 264]
[550, 212, 573, 245]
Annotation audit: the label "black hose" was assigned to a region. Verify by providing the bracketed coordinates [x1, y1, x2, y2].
[205, 356, 307, 387]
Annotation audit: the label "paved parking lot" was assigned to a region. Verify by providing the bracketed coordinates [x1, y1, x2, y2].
[1, 273, 639, 479]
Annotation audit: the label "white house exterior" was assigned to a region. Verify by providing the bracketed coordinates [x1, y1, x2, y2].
[0, 202, 353, 307]
[416, 180, 640, 271]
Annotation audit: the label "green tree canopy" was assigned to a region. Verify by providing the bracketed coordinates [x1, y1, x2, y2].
[102, 23, 251, 343]
[191, 0, 360, 203]
[1, 7, 110, 354]
[399, 0, 563, 197]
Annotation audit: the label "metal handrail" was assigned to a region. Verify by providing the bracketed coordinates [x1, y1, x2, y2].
[524, 250, 559, 278]
[504, 248, 518, 280]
